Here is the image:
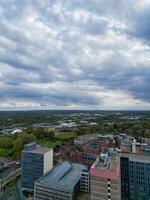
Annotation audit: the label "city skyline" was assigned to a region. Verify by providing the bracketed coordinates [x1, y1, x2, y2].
[0, 0, 150, 110]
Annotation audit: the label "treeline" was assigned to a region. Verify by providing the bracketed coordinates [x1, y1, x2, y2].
[77, 121, 150, 137]
[0, 129, 55, 157]
[0, 112, 63, 127]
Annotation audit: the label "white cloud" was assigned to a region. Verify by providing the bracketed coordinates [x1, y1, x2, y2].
[0, 0, 150, 110]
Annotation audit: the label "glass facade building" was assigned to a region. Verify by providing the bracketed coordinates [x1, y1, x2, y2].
[21, 143, 53, 190]
[120, 153, 150, 200]
[22, 152, 44, 190]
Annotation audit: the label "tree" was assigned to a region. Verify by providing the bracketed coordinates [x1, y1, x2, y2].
[144, 129, 150, 138]
[32, 128, 45, 139]
[32, 129, 55, 139]
[22, 133, 36, 144]
[0, 137, 13, 148]
[14, 138, 23, 151]
[47, 130, 55, 138]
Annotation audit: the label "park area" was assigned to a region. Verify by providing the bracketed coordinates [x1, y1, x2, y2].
[38, 132, 77, 148]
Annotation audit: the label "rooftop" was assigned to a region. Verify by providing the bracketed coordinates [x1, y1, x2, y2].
[95, 151, 118, 171]
[90, 150, 119, 180]
[121, 138, 132, 147]
[36, 161, 87, 192]
[85, 143, 100, 148]
[29, 147, 52, 154]
[96, 135, 112, 141]
[141, 144, 150, 154]
[120, 151, 150, 159]
[75, 134, 97, 140]
[82, 152, 97, 159]
[23, 143, 52, 154]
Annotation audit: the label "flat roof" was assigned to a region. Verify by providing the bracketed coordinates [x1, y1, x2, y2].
[91, 151, 119, 170]
[23, 147, 52, 154]
[31, 147, 52, 154]
[90, 151, 119, 180]
[36, 161, 87, 192]
[95, 153, 117, 171]
[82, 153, 97, 158]
[120, 151, 150, 161]
[85, 143, 100, 148]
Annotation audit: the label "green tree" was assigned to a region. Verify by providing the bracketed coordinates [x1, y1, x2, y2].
[22, 133, 36, 144]
[14, 138, 23, 151]
[144, 129, 150, 138]
[0, 137, 13, 148]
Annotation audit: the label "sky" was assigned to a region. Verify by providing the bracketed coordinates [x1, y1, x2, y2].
[0, 0, 150, 110]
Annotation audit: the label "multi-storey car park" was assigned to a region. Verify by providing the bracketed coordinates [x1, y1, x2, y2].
[90, 149, 120, 200]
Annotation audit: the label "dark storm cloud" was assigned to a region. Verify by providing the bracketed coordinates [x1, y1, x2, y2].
[0, 82, 101, 107]
[0, 0, 150, 109]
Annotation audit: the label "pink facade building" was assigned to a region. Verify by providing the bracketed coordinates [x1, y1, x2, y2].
[90, 150, 120, 200]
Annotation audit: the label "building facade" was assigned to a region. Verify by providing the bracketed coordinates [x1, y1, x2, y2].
[80, 169, 90, 192]
[90, 150, 120, 200]
[21, 143, 53, 190]
[34, 161, 87, 200]
[120, 152, 150, 200]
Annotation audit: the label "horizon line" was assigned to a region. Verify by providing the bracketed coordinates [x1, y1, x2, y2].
[0, 109, 150, 112]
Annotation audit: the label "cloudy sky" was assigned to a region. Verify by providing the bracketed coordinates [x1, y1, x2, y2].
[0, 0, 150, 110]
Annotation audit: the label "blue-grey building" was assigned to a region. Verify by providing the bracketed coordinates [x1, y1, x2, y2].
[34, 161, 87, 200]
[21, 143, 53, 191]
[120, 152, 150, 200]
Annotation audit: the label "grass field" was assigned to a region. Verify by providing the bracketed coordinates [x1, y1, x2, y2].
[38, 132, 77, 148]
[56, 132, 77, 140]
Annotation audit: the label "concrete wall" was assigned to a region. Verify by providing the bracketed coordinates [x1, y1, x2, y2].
[90, 176, 120, 200]
[43, 149, 53, 174]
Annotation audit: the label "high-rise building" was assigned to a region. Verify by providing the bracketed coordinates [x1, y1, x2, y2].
[90, 149, 120, 200]
[120, 152, 150, 200]
[21, 143, 53, 190]
[34, 161, 87, 200]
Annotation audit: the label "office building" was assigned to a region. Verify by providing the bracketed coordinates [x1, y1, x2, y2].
[34, 161, 87, 200]
[90, 149, 120, 200]
[120, 152, 150, 200]
[21, 143, 53, 190]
